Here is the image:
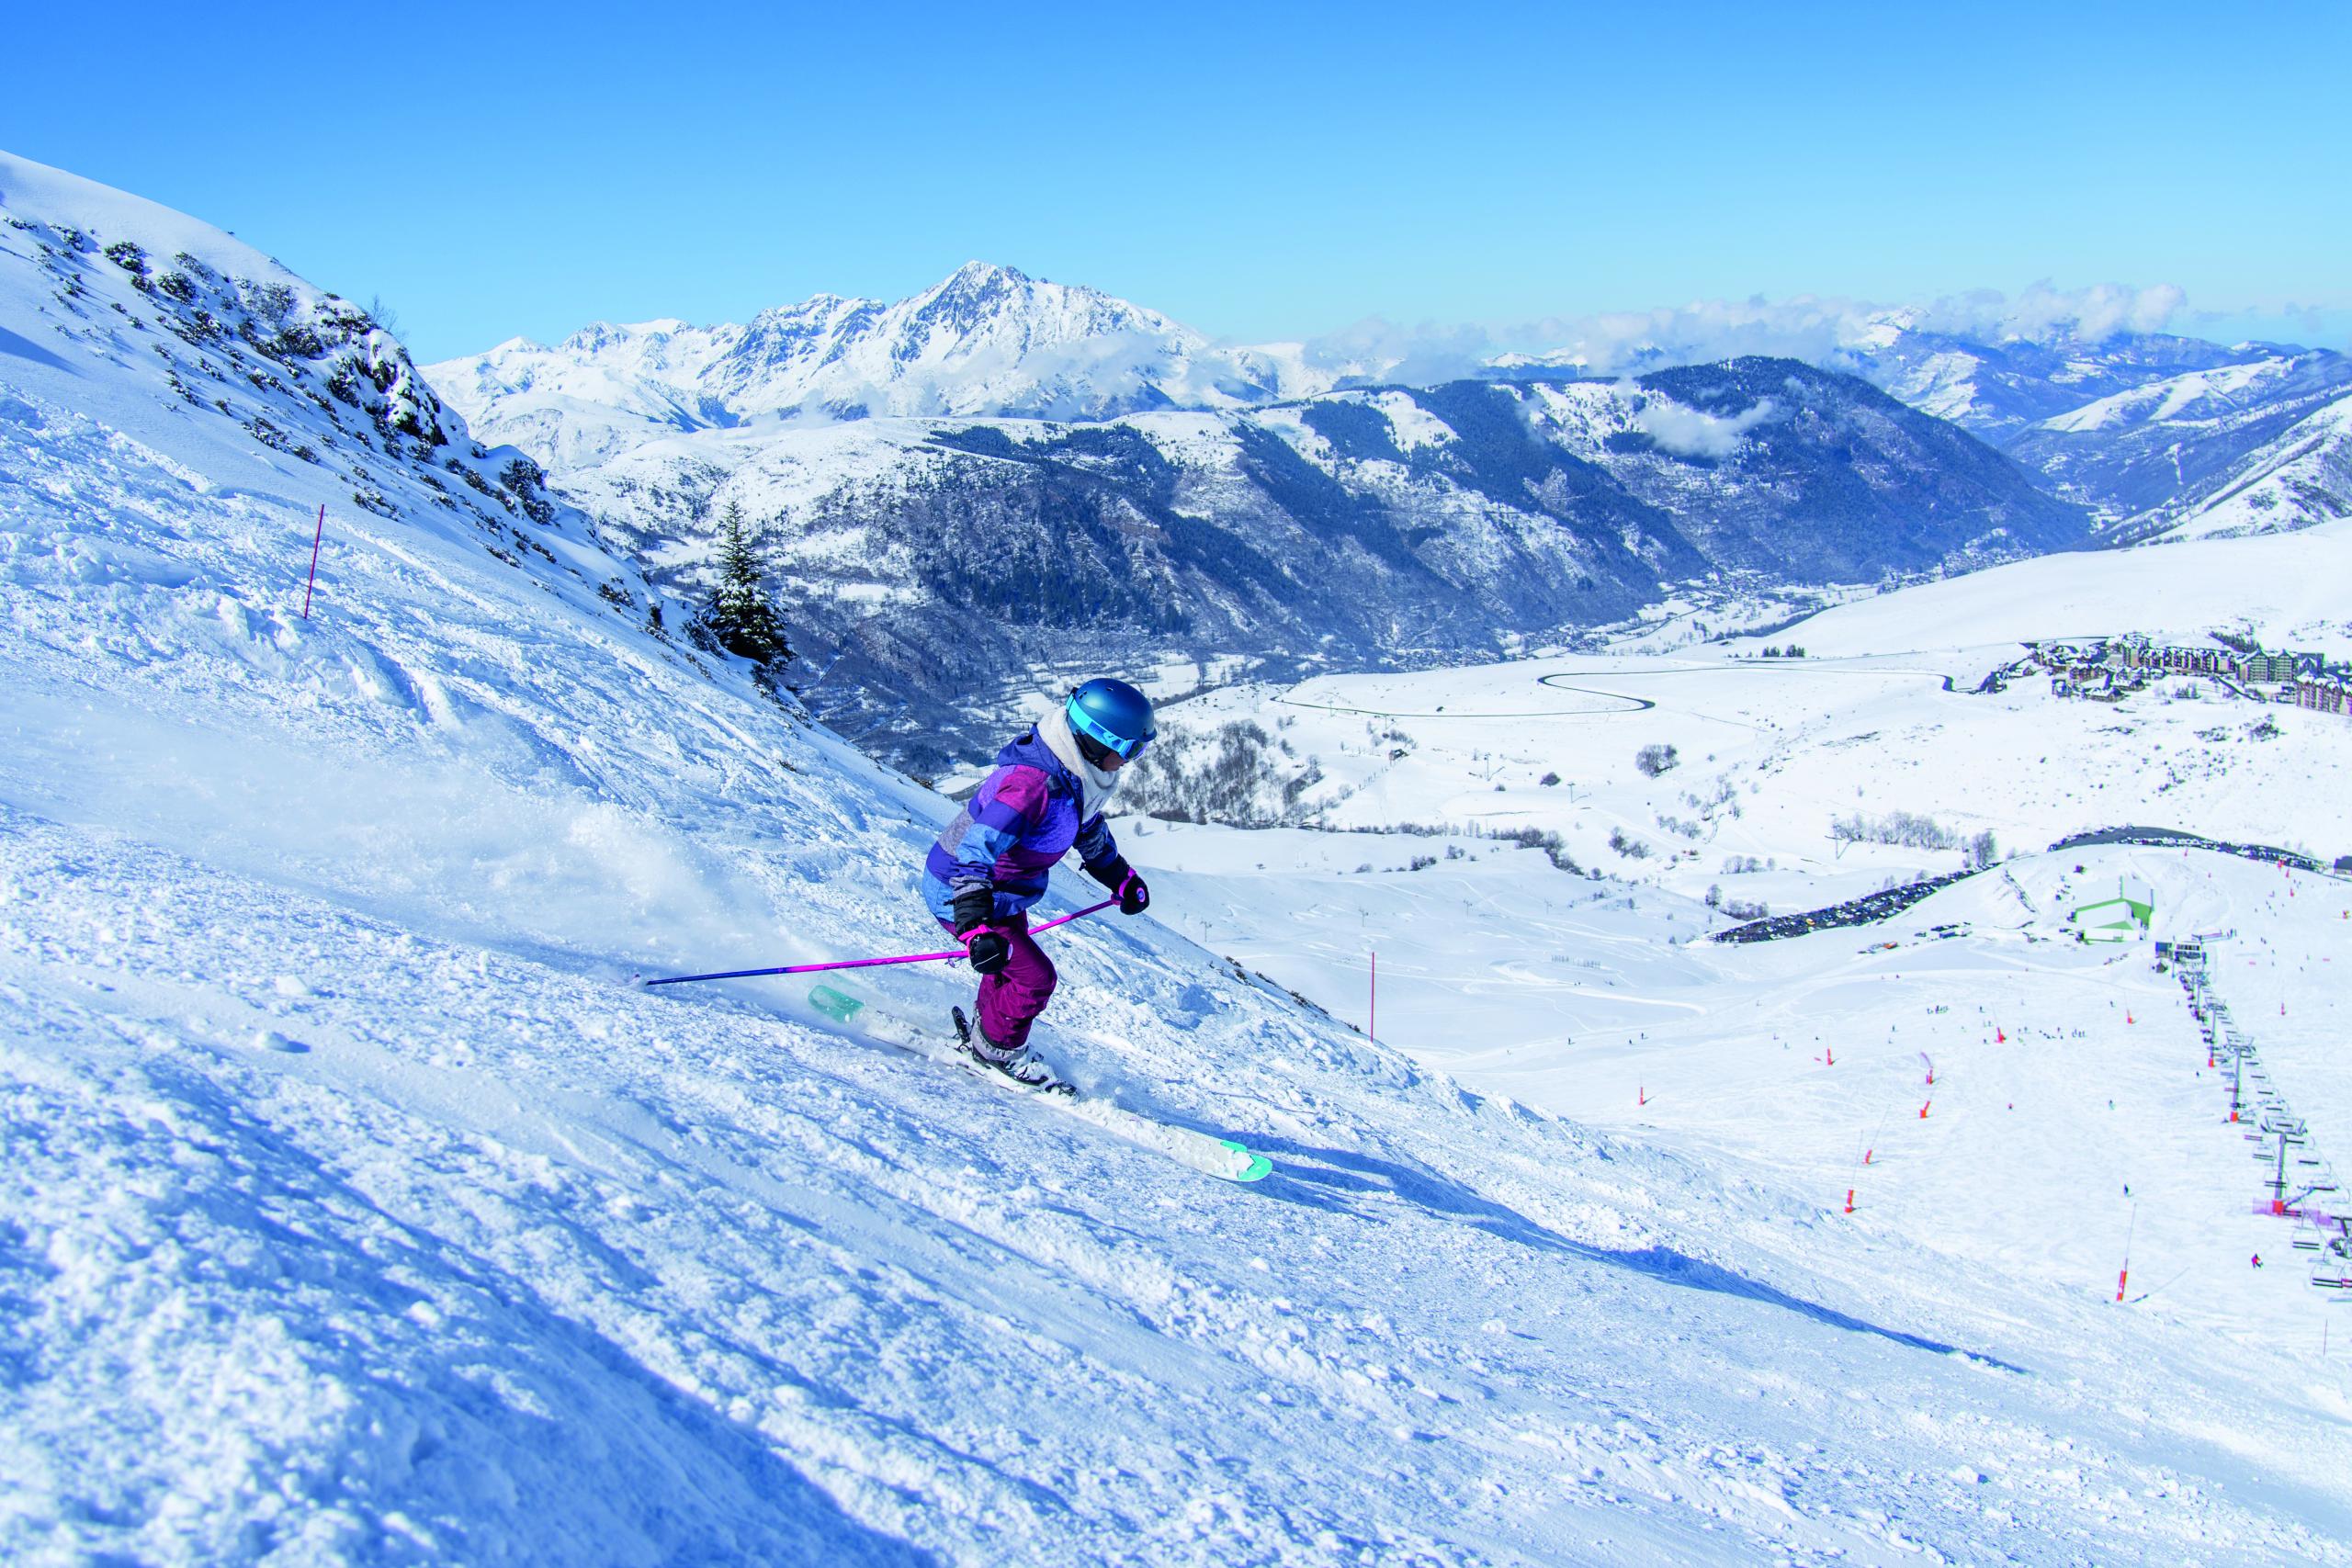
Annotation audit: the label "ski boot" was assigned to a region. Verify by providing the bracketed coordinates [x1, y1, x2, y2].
[953, 1007, 1071, 1095]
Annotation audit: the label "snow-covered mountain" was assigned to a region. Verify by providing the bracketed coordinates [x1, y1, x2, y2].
[22, 146, 2352, 1568]
[1836, 325, 2352, 538]
[427, 263, 1348, 466]
[434, 253, 2352, 566]
[1998, 354, 2352, 540]
[1433, 300, 2352, 536]
[1842, 320, 2270, 444]
[434, 264, 2352, 541]
[567, 362, 2085, 769]
[12, 149, 2352, 1563]
[1780, 323, 2352, 538]
[0, 152, 649, 635]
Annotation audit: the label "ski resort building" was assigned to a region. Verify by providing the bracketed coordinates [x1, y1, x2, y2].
[2294, 676, 2350, 716]
[2029, 638, 2351, 716]
[2068, 874, 2155, 943]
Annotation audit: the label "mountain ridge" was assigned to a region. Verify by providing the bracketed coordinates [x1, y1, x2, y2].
[561, 361, 2087, 768]
[427, 261, 1350, 467]
[431, 265, 2352, 541]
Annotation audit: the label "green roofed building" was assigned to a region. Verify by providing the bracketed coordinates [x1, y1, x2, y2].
[2070, 875, 2154, 943]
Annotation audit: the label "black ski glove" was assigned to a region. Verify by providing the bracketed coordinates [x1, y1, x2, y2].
[949, 880, 996, 937]
[949, 880, 1010, 974]
[1087, 855, 1150, 916]
[965, 930, 1012, 976]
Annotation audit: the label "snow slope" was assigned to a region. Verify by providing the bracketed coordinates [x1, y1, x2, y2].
[2122, 394, 2352, 542]
[1128, 822, 2352, 1321]
[1772, 519, 2352, 661]
[8, 152, 2352, 1563]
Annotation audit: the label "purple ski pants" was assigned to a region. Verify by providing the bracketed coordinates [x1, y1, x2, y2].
[939, 912, 1057, 1050]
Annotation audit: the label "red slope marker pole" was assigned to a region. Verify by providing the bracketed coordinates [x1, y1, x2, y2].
[301, 503, 326, 619]
[1368, 949, 1376, 1044]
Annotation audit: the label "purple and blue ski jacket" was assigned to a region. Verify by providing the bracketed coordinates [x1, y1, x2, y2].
[923, 727, 1119, 927]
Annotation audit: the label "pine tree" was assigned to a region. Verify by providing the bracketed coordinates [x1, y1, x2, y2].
[704, 502, 791, 666]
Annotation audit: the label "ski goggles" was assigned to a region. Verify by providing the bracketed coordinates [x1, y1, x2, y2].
[1068, 703, 1154, 761]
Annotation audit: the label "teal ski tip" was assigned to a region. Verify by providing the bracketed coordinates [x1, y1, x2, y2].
[808, 983, 866, 1022]
[1221, 1139, 1273, 1182]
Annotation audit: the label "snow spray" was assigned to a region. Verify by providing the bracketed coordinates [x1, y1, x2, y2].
[640, 898, 1116, 987]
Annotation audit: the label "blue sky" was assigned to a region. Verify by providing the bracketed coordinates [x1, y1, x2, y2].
[7, 1, 2346, 361]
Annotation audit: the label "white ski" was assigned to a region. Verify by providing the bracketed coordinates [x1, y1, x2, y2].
[811, 984, 1272, 1183]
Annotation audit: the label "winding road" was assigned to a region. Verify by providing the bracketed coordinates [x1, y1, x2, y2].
[1273, 658, 1968, 728]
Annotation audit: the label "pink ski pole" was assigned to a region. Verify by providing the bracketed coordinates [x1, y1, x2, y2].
[641, 897, 1117, 987]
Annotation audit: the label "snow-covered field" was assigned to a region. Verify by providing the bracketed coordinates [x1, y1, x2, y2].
[1127, 626, 2350, 916]
[6, 152, 2352, 1563]
[1132, 822, 2352, 1312]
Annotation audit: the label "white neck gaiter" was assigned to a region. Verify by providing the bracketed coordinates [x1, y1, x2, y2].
[1038, 705, 1122, 820]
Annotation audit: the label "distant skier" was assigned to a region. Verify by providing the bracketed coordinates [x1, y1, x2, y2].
[922, 679, 1156, 1088]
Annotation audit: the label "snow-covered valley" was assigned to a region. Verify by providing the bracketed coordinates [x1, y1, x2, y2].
[7, 149, 2352, 1564]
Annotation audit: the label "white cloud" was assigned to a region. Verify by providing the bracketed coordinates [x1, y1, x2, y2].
[1924, 282, 2186, 344]
[1629, 393, 1782, 457]
[1293, 284, 2198, 383]
[1294, 315, 1497, 387]
[1522, 298, 1862, 374]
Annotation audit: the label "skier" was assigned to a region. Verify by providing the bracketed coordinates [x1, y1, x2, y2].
[922, 679, 1156, 1088]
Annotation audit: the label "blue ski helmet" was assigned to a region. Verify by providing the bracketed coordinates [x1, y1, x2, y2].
[1065, 678, 1157, 761]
